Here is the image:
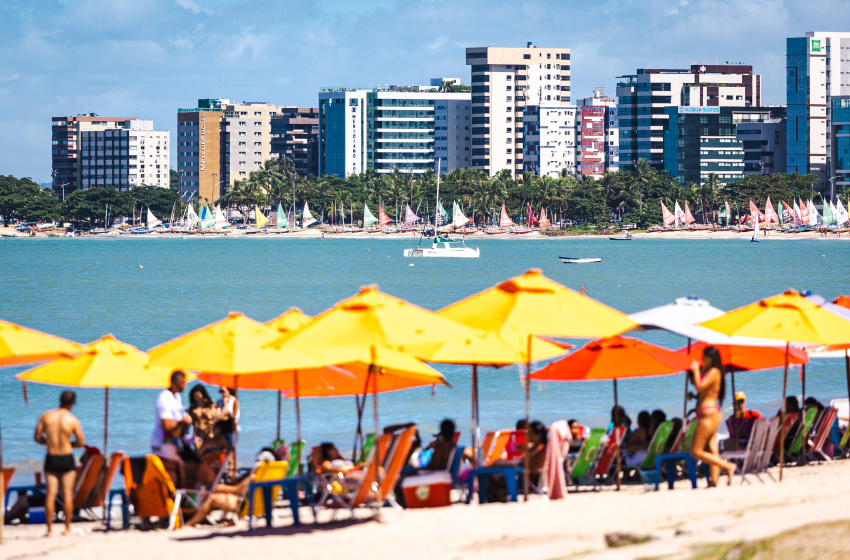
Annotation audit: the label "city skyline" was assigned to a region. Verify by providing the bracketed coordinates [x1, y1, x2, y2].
[3, 0, 850, 182]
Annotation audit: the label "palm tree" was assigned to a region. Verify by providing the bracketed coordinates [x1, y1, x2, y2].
[630, 159, 653, 214]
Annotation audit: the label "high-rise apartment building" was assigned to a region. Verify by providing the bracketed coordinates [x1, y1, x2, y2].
[223, 101, 288, 185]
[617, 64, 761, 171]
[522, 106, 579, 178]
[466, 43, 571, 177]
[318, 87, 471, 177]
[51, 114, 169, 197]
[787, 32, 850, 193]
[270, 107, 319, 177]
[831, 96, 850, 194]
[577, 88, 619, 179]
[177, 99, 226, 203]
[736, 107, 786, 176]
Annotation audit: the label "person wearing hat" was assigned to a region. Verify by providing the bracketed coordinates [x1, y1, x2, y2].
[724, 392, 762, 450]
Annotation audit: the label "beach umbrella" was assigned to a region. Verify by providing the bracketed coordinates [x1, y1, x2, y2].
[530, 335, 692, 489]
[265, 308, 312, 438]
[700, 290, 850, 480]
[17, 334, 184, 453]
[804, 295, 850, 438]
[439, 269, 636, 498]
[0, 319, 82, 367]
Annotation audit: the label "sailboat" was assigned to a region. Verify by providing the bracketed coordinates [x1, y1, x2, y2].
[403, 161, 479, 257]
[661, 202, 675, 227]
[404, 203, 421, 227]
[538, 207, 552, 229]
[255, 206, 269, 230]
[302, 202, 317, 228]
[751, 210, 761, 242]
[379, 205, 394, 232]
[836, 198, 850, 228]
[363, 203, 379, 232]
[276, 203, 289, 232]
[186, 204, 200, 230]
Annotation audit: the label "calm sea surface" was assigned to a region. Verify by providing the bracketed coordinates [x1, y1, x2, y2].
[1, 235, 849, 472]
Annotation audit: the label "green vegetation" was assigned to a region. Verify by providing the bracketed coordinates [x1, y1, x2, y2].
[682, 520, 850, 559]
[0, 159, 828, 228]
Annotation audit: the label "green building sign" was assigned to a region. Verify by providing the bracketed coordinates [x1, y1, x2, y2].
[812, 39, 822, 52]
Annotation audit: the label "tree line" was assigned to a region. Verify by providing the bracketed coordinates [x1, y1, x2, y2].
[0, 161, 827, 228]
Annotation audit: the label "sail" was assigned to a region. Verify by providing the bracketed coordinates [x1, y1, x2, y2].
[276, 203, 288, 228]
[781, 201, 793, 225]
[363, 203, 378, 227]
[378, 205, 392, 227]
[146, 208, 162, 228]
[538, 207, 551, 228]
[724, 200, 732, 226]
[213, 205, 228, 229]
[673, 201, 684, 226]
[683, 202, 696, 225]
[764, 197, 779, 224]
[302, 201, 317, 228]
[798, 198, 809, 225]
[836, 198, 850, 226]
[752, 209, 760, 239]
[435, 201, 449, 226]
[199, 205, 213, 229]
[807, 199, 819, 226]
[499, 203, 514, 228]
[255, 206, 269, 228]
[792, 201, 802, 226]
[661, 202, 675, 226]
[452, 201, 469, 227]
[748, 200, 765, 223]
[404, 203, 420, 225]
[823, 200, 835, 226]
[186, 204, 200, 226]
[525, 202, 538, 227]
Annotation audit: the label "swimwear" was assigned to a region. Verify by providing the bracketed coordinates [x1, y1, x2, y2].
[697, 405, 721, 419]
[44, 454, 76, 475]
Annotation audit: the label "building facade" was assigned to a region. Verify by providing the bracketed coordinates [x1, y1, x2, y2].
[663, 107, 745, 185]
[177, 99, 226, 203]
[735, 107, 786, 176]
[576, 88, 619, 179]
[318, 88, 471, 177]
[51, 114, 169, 197]
[466, 43, 571, 177]
[787, 32, 850, 194]
[522, 105, 579, 177]
[223, 101, 288, 185]
[617, 64, 761, 171]
[270, 107, 319, 177]
[832, 96, 850, 194]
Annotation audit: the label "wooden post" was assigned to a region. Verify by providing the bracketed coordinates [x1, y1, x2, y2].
[730, 372, 737, 451]
[276, 390, 281, 441]
[104, 387, 109, 454]
[683, 339, 691, 417]
[779, 341, 789, 482]
[523, 334, 532, 502]
[1, 412, 5, 544]
[845, 350, 850, 429]
[294, 371, 302, 475]
[800, 364, 806, 466]
[614, 378, 621, 492]
[471, 364, 479, 460]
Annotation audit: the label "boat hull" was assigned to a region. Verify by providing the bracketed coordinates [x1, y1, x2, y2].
[559, 257, 602, 264]
[403, 247, 480, 258]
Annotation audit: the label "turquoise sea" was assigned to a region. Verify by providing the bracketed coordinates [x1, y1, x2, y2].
[1, 235, 849, 472]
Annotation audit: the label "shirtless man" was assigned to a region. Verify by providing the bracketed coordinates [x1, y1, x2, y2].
[34, 390, 85, 536]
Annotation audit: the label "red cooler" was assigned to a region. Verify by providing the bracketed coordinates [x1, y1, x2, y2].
[402, 472, 452, 508]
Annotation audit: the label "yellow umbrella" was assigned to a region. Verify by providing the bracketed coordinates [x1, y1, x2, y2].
[699, 290, 850, 480]
[17, 334, 187, 452]
[0, 319, 82, 367]
[265, 307, 311, 333]
[439, 268, 636, 498]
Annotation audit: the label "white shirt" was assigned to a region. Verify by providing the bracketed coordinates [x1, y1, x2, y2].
[151, 389, 186, 449]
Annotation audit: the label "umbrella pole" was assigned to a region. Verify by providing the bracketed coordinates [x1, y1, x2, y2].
[472, 364, 478, 460]
[370, 346, 380, 503]
[779, 341, 789, 482]
[104, 387, 109, 454]
[614, 378, 621, 492]
[800, 364, 806, 466]
[730, 373, 737, 451]
[1, 412, 5, 544]
[845, 350, 850, 432]
[294, 371, 302, 476]
[524, 334, 531, 502]
[276, 390, 281, 441]
[683, 338, 691, 417]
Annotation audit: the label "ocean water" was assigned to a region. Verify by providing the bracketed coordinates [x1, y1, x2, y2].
[1, 235, 849, 472]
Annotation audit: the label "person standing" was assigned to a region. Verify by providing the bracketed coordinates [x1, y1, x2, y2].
[151, 370, 192, 461]
[689, 346, 736, 486]
[34, 390, 85, 537]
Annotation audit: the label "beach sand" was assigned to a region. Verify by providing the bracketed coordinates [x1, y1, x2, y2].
[3, 225, 849, 241]
[3, 460, 850, 559]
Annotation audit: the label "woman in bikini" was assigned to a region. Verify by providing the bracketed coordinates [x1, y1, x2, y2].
[689, 345, 736, 486]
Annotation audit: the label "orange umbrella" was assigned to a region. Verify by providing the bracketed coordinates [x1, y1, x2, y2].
[833, 295, 850, 310]
[678, 341, 809, 373]
[529, 335, 692, 489]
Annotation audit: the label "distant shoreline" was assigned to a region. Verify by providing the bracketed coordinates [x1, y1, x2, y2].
[2, 226, 849, 241]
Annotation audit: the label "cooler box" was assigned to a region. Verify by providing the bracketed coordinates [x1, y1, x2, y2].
[402, 471, 452, 509]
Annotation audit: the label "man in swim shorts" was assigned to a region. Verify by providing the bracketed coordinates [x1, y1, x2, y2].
[34, 390, 85, 536]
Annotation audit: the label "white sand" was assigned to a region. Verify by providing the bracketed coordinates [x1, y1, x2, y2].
[3, 460, 850, 559]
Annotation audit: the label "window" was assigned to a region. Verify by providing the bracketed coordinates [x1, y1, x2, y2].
[523, 54, 531, 59]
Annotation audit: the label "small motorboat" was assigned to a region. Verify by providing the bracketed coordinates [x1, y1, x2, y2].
[609, 229, 633, 241]
[403, 236, 480, 258]
[559, 257, 602, 264]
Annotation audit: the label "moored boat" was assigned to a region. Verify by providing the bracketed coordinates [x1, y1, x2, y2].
[559, 256, 602, 264]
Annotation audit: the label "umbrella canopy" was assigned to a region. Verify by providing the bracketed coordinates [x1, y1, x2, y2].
[699, 290, 850, 346]
[17, 334, 176, 388]
[439, 269, 636, 352]
[529, 335, 693, 381]
[677, 341, 809, 373]
[834, 295, 850, 309]
[265, 307, 311, 334]
[254, 285, 563, 367]
[148, 312, 322, 375]
[0, 320, 82, 368]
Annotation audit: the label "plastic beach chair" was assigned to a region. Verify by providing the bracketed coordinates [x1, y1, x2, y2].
[593, 426, 626, 481]
[83, 451, 124, 523]
[569, 428, 605, 484]
[247, 460, 314, 529]
[774, 412, 800, 454]
[809, 407, 838, 462]
[788, 408, 818, 460]
[839, 424, 850, 458]
[73, 453, 104, 511]
[285, 440, 306, 478]
[630, 422, 674, 488]
[358, 433, 375, 464]
[2, 467, 15, 493]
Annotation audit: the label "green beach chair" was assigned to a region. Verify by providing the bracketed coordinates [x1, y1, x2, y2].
[839, 424, 850, 458]
[285, 440, 306, 478]
[358, 433, 376, 464]
[681, 420, 698, 452]
[569, 428, 605, 484]
[788, 407, 818, 459]
[624, 421, 674, 488]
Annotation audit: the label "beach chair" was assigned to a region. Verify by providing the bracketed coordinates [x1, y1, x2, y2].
[592, 426, 627, 484]
[808, 407, 839, 462]
[838, 425, 850, 458]
[722, 418, 767, 484]
[123, 455, 177, 528]
[569, 428, 605, 486]
[72, 452, 104, 512]
[358, 433, 376, 464]
[81, 451, 124, 523]
[787, 408, 818, 462]
[2, 467, 14, 493]
[505, 429, 526, 461]
[625, 421, 674, 489]
[247, 460, 312, 529]
[773, 412, 800, 455]
[483, 430, 511, 466]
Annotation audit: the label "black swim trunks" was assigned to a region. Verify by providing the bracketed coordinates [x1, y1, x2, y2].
[44, 454, 76, 475]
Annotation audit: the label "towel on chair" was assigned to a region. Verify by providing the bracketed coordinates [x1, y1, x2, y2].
[543, 420, 571, 499]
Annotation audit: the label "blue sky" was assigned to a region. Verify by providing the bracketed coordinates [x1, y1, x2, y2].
[1, 0, 848, 183]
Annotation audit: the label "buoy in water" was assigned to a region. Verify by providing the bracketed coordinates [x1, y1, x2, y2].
[409, 263, 414, 267]
[139, 265, 143, 268]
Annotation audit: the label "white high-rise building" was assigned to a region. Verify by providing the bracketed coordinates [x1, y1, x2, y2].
[522, 106, 579, 178]
[466, 43, 571, 177]
[786, 32, 850, 192]
[80, 120, 170, 190]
